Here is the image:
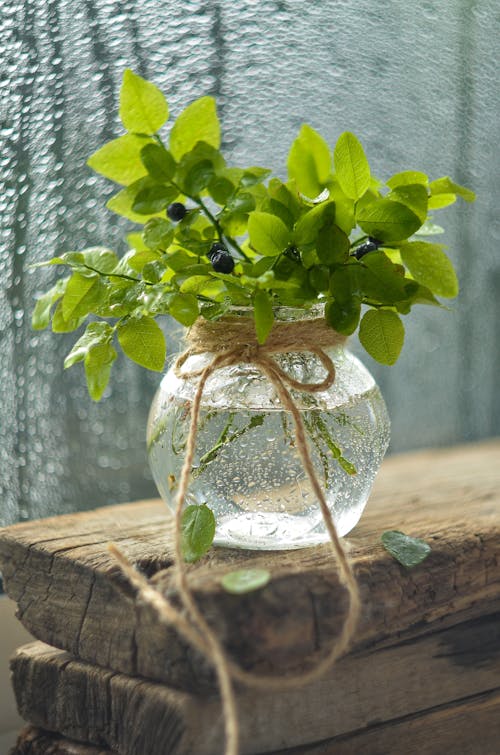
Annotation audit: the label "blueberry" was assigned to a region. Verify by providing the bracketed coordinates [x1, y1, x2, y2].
[167, 202, 187, 222]
[208, 241, 227, 256]
[209, 250, 235, 274]
[351, 240, 378, 260]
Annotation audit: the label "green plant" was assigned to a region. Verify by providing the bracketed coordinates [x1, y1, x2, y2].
[32, 69, 474, 401]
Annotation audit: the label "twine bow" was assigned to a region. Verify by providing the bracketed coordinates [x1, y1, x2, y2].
[111, 315, 361, 755]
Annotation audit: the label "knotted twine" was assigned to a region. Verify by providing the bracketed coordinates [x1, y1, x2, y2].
[110, 315, 361, 755]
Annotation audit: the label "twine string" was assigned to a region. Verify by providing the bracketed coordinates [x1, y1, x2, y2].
[110, 316, 362, 755]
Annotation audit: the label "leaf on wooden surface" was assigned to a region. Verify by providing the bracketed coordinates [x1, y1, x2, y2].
[381, 530, 432, 568]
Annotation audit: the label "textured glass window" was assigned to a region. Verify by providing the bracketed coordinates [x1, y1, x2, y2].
[1, 0, 498, 526]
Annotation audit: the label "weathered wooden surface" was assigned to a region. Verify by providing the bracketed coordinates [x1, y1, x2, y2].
[11, 604, 500, 755]
[12, 683, 500, 755]
[2, 441, 500, 691]
[11, 727, 115, 754]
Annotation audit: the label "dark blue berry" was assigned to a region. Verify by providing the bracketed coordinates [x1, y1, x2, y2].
[209, 250, 235, 274]
[208, 241, 227, 256]
[167, 202, 187, 222]
[351, 241, 378, 260]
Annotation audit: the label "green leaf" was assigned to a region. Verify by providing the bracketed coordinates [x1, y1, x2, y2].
[253, 289, 274, 344]
[333, 132, 371, 201]
[399, 241, 459, 298]
[84, 342, 117, 401]
[87, 134, 153, 185]
[293, 201, 336, 249]
[107, 177, 175, 223]
[287, 124, 331, 199]
[414, 219, 444, 236]
[361, 251, 415, 304]
[143, 217, 174, 249]
[221, 568, 271, 595]
[117, 316, 166, 370]
[169, 96, 220, 161]
[62, 272, 104, 320]
[169, 292, 199, 326]
[388, 184, 428, 224]
[248, 212, 291, 257]
[140, 143, 176, 183]
[132, 183, 178, 215]
[386, 170, 428, 189]
[316, 219, 350, 265]
[356, 199, 422, 243]
[64, 321, 114, 369]
[240, 167, 271, 187]
[428, 193, 456, 210]
[81, 247, 119, 274]
[181, 503, 216, 563]
[429, 176, 475, 202]
[119, 69, 169, 135]
[381, 530, 431, 568]
[325, 297, 361, 336]
[359, 309, 405, 365]
[32, 279, 67, 330]
[51, 301, 86, 333]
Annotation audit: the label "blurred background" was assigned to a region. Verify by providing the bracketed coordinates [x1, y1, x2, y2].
[1, 0, 499, 527]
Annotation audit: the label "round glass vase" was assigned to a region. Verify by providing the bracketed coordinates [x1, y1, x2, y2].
[147, 307, 390, 550]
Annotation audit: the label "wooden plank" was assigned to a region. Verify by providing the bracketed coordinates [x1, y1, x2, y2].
[11, 616, 500, 755]
[1, 441, 500, 691]
[12, 685, 500, 755]
[11, 727, 114, 754]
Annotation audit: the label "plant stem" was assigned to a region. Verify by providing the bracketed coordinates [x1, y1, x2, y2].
[154, 134, 251, 263]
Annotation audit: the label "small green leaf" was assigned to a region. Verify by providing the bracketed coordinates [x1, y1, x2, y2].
[62, 272, 104, 320]
[359, 309, 405, 365]
[414, 219, 445, 236]
[287, 124, 331, 199]
[169, 292, 199, 326]
[429, 176, 475, 202]
[143, 217, 174, 249]
[169, 96, 220, 161]
[84, 342, 117, 401]
[117, 316, 166, 371]
[140, 143, 176, 183]
[399, 241, 458, 298]
[356, 199, 422, 243]
[221, 568, 271, 595]
[428, 193, 456, 210]
[325, 297, 361, 336]
[119, 69, 169, 135]
[388, 184, 428, 224]
[51, 301, 86, 333]
[333, 132, 371, 201]
[253, 289, 274, 344]
[80, 247, 119, 274]
[64, 321, 114, 369]
[32, 279, 67, 330]
[293, 201, 336, 249]
[132, 183, 178, 215]
[248, 212, 291, 257]
[181, 503, 216, 563]
[386, 170, 428, 189]
[361, 251, 414, 304]
[87, 134, 153, 185]
[107, 177, 175, 223]
[381, 530, 431, 568]
[316, 220, 350, 265]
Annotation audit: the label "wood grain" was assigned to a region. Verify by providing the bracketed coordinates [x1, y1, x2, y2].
[11, 631, 500, 755]
[1, 441, 500, 691]
[11, 727, 115, 754]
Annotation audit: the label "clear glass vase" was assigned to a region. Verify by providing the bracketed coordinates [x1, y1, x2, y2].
[147, 307, 390, 550]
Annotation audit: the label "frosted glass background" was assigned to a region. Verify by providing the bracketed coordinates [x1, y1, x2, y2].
[1, 0, 498, 526]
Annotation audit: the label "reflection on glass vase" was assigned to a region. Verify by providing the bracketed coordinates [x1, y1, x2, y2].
[147, 308, 390, 551]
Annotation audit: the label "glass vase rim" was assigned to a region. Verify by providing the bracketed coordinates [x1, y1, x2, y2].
[226, 303, 325, 321]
